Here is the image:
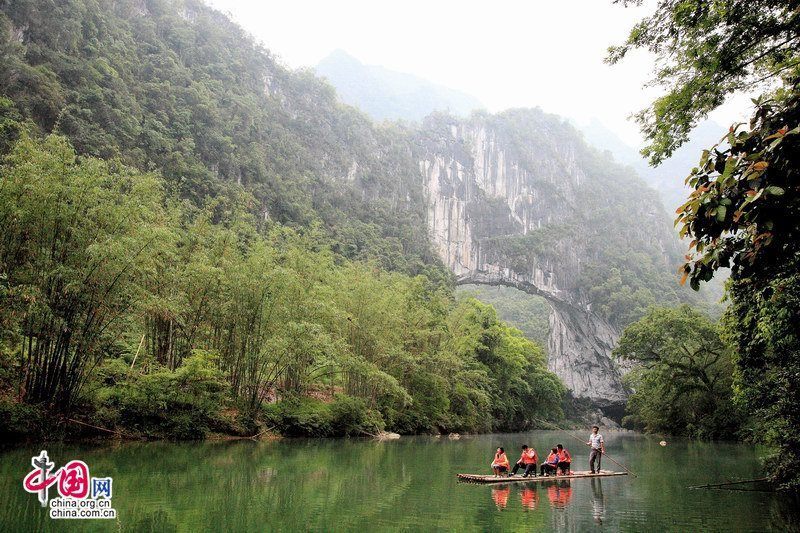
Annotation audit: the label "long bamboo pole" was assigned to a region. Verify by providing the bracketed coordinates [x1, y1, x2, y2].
[532, 417, 638, 477]
[66, 418, 135, 439]
[130, 334, 146, 370]
[687, 477, 769, 490]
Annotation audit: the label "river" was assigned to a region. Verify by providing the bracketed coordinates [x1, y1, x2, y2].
[1, 430, 796, 532]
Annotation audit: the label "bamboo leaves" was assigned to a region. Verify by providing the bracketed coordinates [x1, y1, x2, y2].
[0, 134, 164, 409]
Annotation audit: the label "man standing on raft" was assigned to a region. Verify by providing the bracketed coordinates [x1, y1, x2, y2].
[588, 425, 605, 474]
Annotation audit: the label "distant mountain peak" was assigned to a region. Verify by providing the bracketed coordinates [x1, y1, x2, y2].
[316, 50, 484, 122]
[320, 49, 361, 66]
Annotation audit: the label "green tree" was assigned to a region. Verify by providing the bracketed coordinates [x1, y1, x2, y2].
[96, 351, 228, 439]
[445, 298, 564, 432]
[0, 96, 22, 153]
[608, 0, 800, 164]
[675, 96, 799, 290]
[0, 134, 164, 411]
[0, 132, 565, 440]
[0, 0, 436, 273]
[674, 81, 800, 492]
[613, 0, 800, 491]
[614, 306, 738, 438]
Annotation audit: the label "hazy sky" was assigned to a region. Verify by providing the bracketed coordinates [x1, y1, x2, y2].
[208, 0, 747, 146]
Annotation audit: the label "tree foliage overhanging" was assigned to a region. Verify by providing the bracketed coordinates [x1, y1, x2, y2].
[615, 0, 800, 491]
[608, 0, 800, 164]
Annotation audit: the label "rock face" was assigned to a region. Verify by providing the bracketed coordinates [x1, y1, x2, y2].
[415, 110, 679, 408]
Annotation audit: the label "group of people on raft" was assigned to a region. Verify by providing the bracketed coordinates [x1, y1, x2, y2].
[490, 425, 606, 477]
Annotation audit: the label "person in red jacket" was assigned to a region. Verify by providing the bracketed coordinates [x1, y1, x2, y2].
[511, 444, 538, 477]
[556, 444, 572, 475]
[491, 447, 510, 476]
[540, 447, 559, 476]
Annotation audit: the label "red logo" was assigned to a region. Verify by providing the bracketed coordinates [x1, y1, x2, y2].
[23, 452, 93, 506]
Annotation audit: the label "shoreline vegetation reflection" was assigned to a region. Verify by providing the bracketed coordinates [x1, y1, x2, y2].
[1, 431, 798, 532]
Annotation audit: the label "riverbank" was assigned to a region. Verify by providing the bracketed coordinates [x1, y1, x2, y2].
[2, 390, 632, 445]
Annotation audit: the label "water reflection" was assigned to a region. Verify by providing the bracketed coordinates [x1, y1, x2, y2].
[520, 486, 538, 511]
[488, 479, 577, 513]
[591, 478, 606, 525]
[484, 478, 608, 519]
[546, 480, 573, 509]
[491, 485, 511, 509]
[1, 431, 796, 532]
[488, 483, 554, 513]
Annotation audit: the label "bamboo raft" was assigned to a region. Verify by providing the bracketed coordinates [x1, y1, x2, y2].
[457, 470, 628, 484]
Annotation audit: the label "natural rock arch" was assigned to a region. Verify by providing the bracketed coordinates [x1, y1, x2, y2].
[454, 271, 626, 408]
[416, 113, 641, 409]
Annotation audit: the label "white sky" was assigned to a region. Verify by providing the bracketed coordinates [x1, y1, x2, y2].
[207, 0, 748, 146]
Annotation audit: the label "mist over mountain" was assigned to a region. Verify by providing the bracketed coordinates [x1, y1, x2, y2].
[316, 49, 484, 122]
[579, 117, 725, 211]
[314, 47, 721, 217]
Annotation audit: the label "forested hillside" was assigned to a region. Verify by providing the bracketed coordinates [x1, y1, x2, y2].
[0, 0, 569, 439]
[0, 0, 434, 273]
[579, 118, 725, 212]
[0, 0, 715, 440]
[0, 127, 568, 439]
[0, 0, 709, 328]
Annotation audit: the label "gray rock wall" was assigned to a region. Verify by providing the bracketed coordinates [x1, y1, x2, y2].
[417, 114, 633, 407]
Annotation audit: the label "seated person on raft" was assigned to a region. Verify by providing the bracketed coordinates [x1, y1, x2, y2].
[556, 444, 572, 475]
[491, 447, 510, 476]
[511, 444, 538, 477]
[540, 447, 559, 476]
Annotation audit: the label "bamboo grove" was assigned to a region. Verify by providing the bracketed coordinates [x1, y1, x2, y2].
[0, 131, 565, 439]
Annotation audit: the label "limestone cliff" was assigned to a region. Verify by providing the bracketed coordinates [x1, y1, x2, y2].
[414, 110, 683, 408]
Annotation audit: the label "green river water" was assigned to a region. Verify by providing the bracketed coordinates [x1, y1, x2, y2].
[1, 430, 796, 532]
